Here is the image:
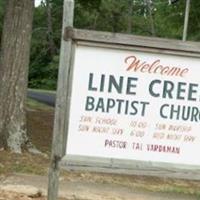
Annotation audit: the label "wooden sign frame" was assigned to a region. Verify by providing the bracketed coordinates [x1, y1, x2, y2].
[61, 29, 200, 178]
[48, 1, 200, 200]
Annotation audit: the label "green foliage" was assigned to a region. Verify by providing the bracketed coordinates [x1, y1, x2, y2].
[153, 0, 184, 39]
[0, 0, 200, 90]
[187, 0, 200, 41]
[29, 1, 61, 89]
[29, 0, 200, 90]
[0, 0, 6, 41]
[96, 0, 129, 32]
[29, 54, 59, 90]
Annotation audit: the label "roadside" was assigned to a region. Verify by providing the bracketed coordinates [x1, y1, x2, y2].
[1, 96, 200, 200]
[0, 173, 198, 200]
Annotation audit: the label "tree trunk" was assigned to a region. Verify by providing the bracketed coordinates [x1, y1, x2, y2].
[46, 0, 57, 57]
[127, 0, 133, 33]
[0, 0, 34, 153]
[145, 0, 156, 36]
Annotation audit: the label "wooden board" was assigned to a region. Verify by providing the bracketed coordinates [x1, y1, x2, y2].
[61, 155, 200, 180]
[61, 32, 200, 180]
[64, 28, 200, 57]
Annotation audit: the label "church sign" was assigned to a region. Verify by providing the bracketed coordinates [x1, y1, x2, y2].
[48, 1, 200, 200]
[63, 37, 200, 173]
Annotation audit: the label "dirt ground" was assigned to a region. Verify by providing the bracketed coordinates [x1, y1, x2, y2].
[0, 190, 43, 200]
[1, 99, 200, 200]
[0, 190, 66, 200]
[27, 101, 54, 153]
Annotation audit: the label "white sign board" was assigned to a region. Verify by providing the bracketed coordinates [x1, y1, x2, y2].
[66, 44, 200, 166]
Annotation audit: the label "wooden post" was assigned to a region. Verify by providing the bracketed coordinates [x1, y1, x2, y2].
[182, 0, 190, 41]
[47, 1, 74, 200]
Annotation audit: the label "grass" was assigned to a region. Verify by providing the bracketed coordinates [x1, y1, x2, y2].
[27, 98, 54, 111]
[26, 98, 54, 153]
[0, 151, 49, 175]
[1, 96, 200, 198]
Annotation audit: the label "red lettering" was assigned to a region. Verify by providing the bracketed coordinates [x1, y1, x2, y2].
[124, 55, 189, 77]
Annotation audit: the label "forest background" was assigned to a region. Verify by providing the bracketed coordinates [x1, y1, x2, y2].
[0, 0, 199, 90]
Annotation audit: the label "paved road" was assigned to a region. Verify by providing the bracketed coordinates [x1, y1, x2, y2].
[27, 90, 55, 107]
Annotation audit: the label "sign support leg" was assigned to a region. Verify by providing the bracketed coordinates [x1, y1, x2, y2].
[47, 1, 74, 200]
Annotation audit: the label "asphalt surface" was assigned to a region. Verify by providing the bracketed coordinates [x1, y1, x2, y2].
[27, 90, 55, 107]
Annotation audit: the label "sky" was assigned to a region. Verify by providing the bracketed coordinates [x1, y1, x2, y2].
[35, 0, 43, 7]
